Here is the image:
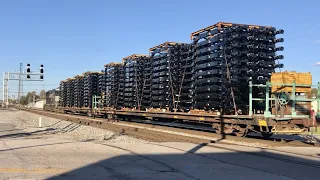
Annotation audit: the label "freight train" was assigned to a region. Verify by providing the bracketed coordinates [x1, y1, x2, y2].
[44, 22, 319, 137]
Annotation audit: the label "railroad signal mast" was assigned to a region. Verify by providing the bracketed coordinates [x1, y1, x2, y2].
[2, 63, 44, 107]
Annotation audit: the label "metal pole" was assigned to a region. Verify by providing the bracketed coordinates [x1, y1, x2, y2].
[265, 82, 270, 112]
[317, 82, 320, 119]
[21, 80, 23, 99]
[3, 72, 9, 106]
[6, 74, 9, 106]
[92, 95, 95, 109]
[2, 72, 5, 107]
[249, 81, 253, 116]
[264, 82, 271, 116]
[18, 63, 23, 104]
[291, 82, 296, 116]
[38, 117, 42, 128]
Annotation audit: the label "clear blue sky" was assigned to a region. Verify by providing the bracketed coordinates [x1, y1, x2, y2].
[1, 0, 320, 99]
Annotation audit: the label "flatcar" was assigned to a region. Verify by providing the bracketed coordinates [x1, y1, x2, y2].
[44, 78, 319, 138]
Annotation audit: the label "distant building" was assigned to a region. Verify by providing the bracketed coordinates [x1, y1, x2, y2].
[46, 88, 60, 107]
[28, 100, 45, 109]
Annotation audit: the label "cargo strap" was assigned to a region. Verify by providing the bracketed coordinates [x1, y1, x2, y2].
[175, 41, 194, 110]
[223, 39, 238, 115]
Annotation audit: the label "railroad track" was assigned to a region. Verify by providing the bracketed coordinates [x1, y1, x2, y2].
[120, 118, 316, 144]
[18, 108, 319, 154]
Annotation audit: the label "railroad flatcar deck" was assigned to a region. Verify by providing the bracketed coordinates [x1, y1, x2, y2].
[44, 105, 313, 137]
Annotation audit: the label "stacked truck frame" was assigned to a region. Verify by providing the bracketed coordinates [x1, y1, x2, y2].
[44, 22, 319, 137]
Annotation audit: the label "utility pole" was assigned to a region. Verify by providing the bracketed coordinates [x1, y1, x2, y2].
[3, 72, 9, 106]
[2, 72, 5, 106]
[18, 63, 23, 103]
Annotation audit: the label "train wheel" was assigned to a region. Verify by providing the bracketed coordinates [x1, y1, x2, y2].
[233, 125, 248, 137]
[214, 124, 233, 135]
[215, 127, 221, 135]
[213, 123, 224, 135]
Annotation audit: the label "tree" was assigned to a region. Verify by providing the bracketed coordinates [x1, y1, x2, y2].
[20, 92, 32, 105]
[40, 90, 46, 100]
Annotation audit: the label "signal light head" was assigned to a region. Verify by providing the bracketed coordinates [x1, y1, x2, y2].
[40, 64, 43, 73]
[39, 64, 44, 74]
[26, 63, 31, 73]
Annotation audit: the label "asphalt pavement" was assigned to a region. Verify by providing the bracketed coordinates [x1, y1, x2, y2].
[0, 109, 320, 180]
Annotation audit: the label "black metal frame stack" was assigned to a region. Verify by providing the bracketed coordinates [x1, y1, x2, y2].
[73, 75, 84, 108]
[123, 57, 137, 108]
[247, 26, 284, 111]
[191, 23, 284, 113]
[83, 72, 99, 108]
[192, 30, 224, 111]
[55, 22, 284, 115]
[123, 54, 149, 109]
[118, 65, 125, 109]
[59, 81, 66, 107]
[174, 44, 194, 112]
[98, 71, 106, 107]
[141, 56, 152, 110]
[105, 63, 124, 109]
[105, 64, 114, 107]
[222, 25, 284, 112]
[223, 25, 249, 111]
[150, 42, 174, 110]
[65, 79, 74, 107]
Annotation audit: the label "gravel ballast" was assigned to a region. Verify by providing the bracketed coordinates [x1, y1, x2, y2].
[0, 109, 149, 143]
[1, 108, 271, 148]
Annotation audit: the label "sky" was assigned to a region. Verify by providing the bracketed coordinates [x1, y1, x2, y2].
[1, 0, 320, 99]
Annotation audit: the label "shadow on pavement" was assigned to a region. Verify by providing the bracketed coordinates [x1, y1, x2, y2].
[45, 120, 63, 127]
[0, 139, 96, 152]
[0, 124, 82, 140]
[0, 141, 75, 152]
[0, 129, 25, 133]
[45, 143, 320, 180]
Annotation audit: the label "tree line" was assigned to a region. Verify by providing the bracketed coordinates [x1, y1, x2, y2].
[20, 90, 46, 105]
